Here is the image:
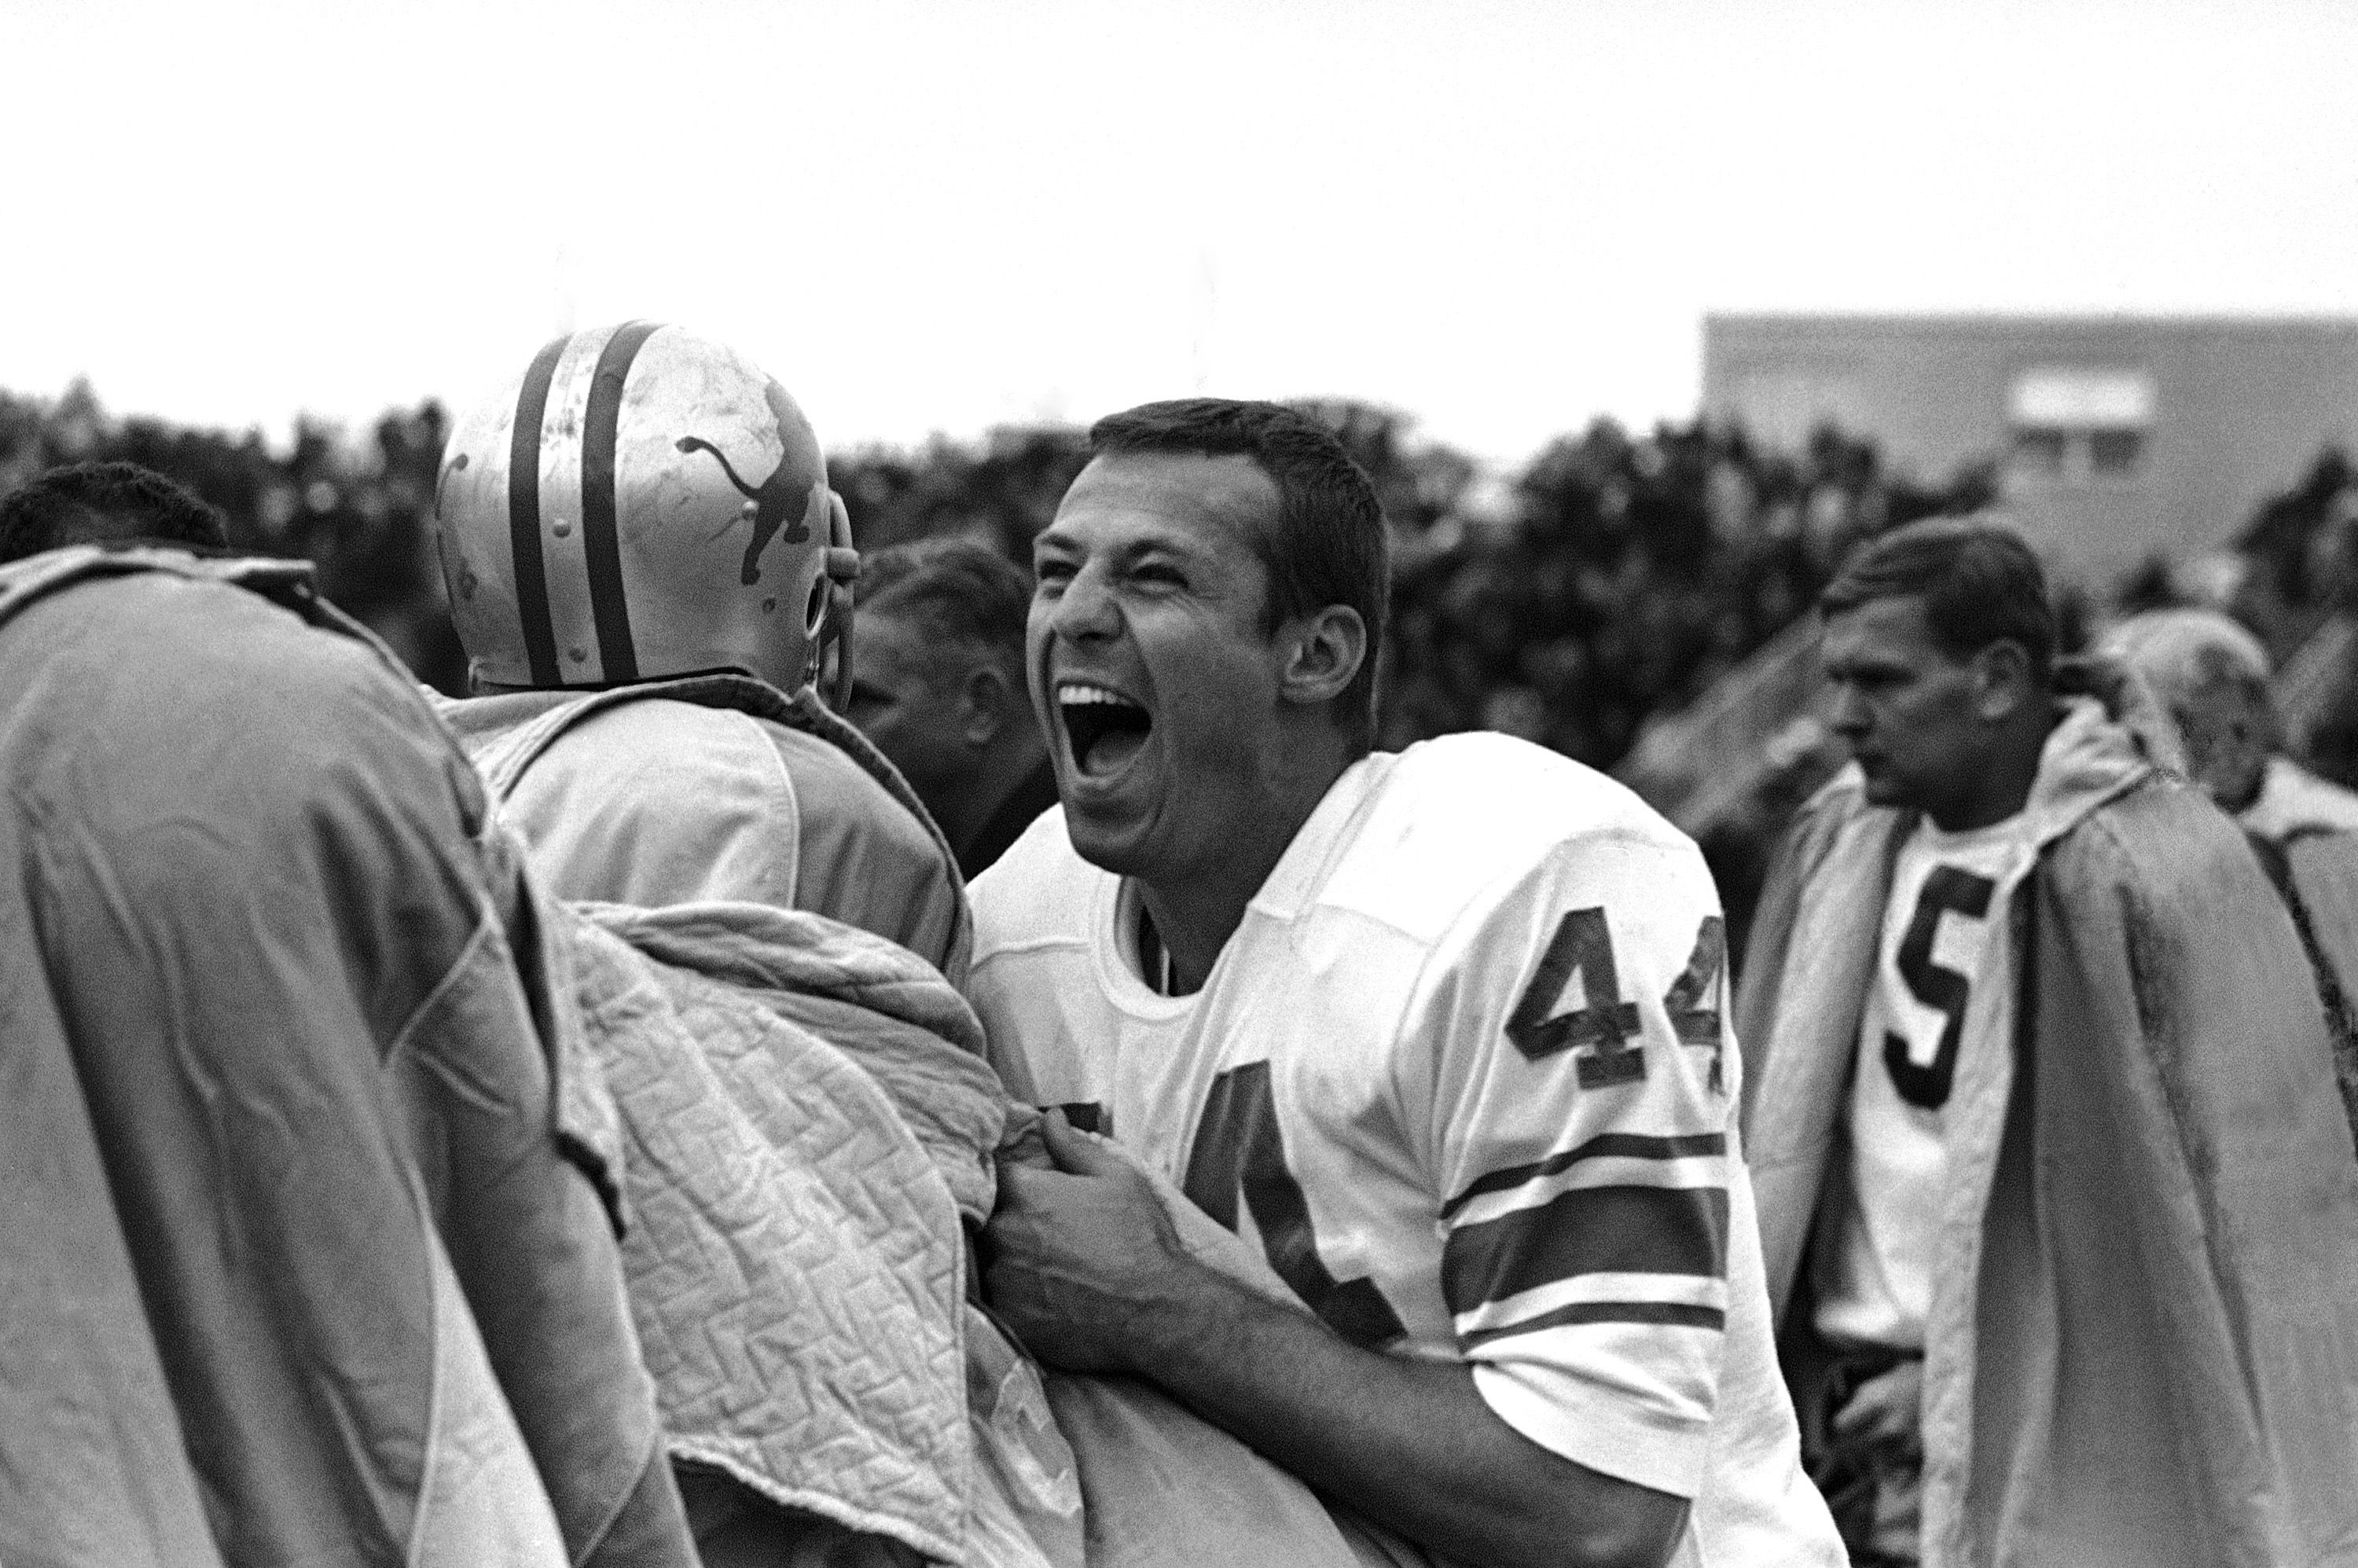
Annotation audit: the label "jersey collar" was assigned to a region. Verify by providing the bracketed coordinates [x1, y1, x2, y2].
[1247, 751, 1396, 923]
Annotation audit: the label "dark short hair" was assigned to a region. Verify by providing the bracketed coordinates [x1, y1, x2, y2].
[1087, 398, 1388, 747]
[858, 535, 1034, 688]
[1820, 516, 2056, 682]
[0, 461, 231, 565]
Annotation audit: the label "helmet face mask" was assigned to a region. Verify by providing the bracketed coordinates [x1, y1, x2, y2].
[435, 321, 853, 696]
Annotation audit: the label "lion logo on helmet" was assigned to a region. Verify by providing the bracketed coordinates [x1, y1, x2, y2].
[675, 379, 821, 586]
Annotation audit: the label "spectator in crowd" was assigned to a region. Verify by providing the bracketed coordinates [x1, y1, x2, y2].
[2105, 606, 2358, 1148]
[848, 538, 1059, 879]
[0, 539, 694, 1567]
[1739, 519, 2358, 1566]
[427, 321, 965, 979]
[0, 458, 228, 562]
[970, 398, 1844, 1568]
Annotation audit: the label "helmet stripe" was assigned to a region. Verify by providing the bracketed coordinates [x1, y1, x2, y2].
[579, 319, 664, 685]
[507, 332, 568, 685]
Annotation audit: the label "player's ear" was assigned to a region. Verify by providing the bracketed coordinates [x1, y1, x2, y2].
[1973, 638, 2034, 721]
[962, 662, 1012, 747]
[1279, 605, 1367, 710]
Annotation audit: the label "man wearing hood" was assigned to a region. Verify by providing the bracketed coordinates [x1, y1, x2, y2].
[1739, 519, 2358, 1567]
[0, 541, 696, 1568]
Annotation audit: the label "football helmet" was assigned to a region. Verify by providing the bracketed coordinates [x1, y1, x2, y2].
[434, 321, 858, 701]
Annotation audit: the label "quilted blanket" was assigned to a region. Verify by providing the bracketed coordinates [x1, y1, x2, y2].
[566, 900, 1081, 1566]
[586, 903, 1008, 1224]
[564, 896, 1428, 1567]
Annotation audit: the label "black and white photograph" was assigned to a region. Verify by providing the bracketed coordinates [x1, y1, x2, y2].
[5, 3, 2356, 1565]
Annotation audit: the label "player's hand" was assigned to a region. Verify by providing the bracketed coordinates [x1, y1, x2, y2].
[1830, 1359, 1924, 1469]
[982, 1108, 1211, 1373]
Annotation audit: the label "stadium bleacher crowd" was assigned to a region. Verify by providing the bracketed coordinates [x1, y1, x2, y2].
[9, 376, 2352, 946]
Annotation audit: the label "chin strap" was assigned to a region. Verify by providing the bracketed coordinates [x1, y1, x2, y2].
[811, 488, 859, 711]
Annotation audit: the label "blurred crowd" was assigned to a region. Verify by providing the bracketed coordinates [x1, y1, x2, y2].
[0, 380, 2001, 741]
[9, 376, 2356, 940]
[0, 384, 461, 686]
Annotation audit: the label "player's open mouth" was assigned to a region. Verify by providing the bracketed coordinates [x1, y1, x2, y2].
[1058, 681, 1152, 779]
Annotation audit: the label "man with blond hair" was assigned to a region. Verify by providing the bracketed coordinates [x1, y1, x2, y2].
[2106, 604, 2358, 1149]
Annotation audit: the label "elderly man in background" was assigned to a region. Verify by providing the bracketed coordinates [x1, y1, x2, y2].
[1741, 517, 2358, 1567]
[848, 537, 1059, 880]
[2105, 605, 2358, 1149]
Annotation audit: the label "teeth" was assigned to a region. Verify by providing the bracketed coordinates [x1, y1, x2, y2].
[1058, 682, 1136, 707]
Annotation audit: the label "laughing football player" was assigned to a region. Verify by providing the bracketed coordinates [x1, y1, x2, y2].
[968, 398, 1843, 1568]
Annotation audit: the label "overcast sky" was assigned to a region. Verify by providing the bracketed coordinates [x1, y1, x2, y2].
[4, 0, 2353, 462]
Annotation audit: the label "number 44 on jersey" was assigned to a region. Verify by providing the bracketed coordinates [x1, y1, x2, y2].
[1505, 909, 1728, 1091]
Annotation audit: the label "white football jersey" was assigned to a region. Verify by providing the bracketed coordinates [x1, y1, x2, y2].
[1816, 812, 2037, 1352]
[969, 733, 1841, 1564]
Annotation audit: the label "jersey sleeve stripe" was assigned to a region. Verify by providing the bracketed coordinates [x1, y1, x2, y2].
[1454, 1270, 1727, 1336]
[1445, 1153, 1727, 1231]
[1460, 1300, 1726, 1350]
[1441, 1184, 1730, 1315]
[1439, 1132, 1728, 1221]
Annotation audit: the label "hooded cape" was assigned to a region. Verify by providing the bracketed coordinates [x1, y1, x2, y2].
[0, 547, 692, 1568]
[1738, 673, 2358, 1567]
[2239, 755, 2358, 1152]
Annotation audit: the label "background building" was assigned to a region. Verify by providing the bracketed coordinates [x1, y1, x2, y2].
[1703, 314, 2358, 580]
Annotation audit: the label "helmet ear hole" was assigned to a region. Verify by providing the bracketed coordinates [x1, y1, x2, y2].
[804, 574, 829, 636]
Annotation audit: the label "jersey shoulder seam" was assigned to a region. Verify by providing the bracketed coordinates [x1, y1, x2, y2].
[970, 931, 1092, 965]
[1322, 820, 1702, 939]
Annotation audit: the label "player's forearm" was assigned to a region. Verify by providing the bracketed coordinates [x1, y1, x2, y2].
[1129, 1266, 1684, 1568]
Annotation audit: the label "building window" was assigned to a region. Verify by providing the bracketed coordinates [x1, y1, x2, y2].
[2013, 427, 2070, 476]
[2088, 428, 2145, 476]
[2006, 368, 2154, 483]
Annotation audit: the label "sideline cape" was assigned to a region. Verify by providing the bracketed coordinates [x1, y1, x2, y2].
[0, 547, 692, 1568]
[2239, 755, 2358, 1151]
[432, 674, 971, 984]
[1739, 670, 2358, 1567]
